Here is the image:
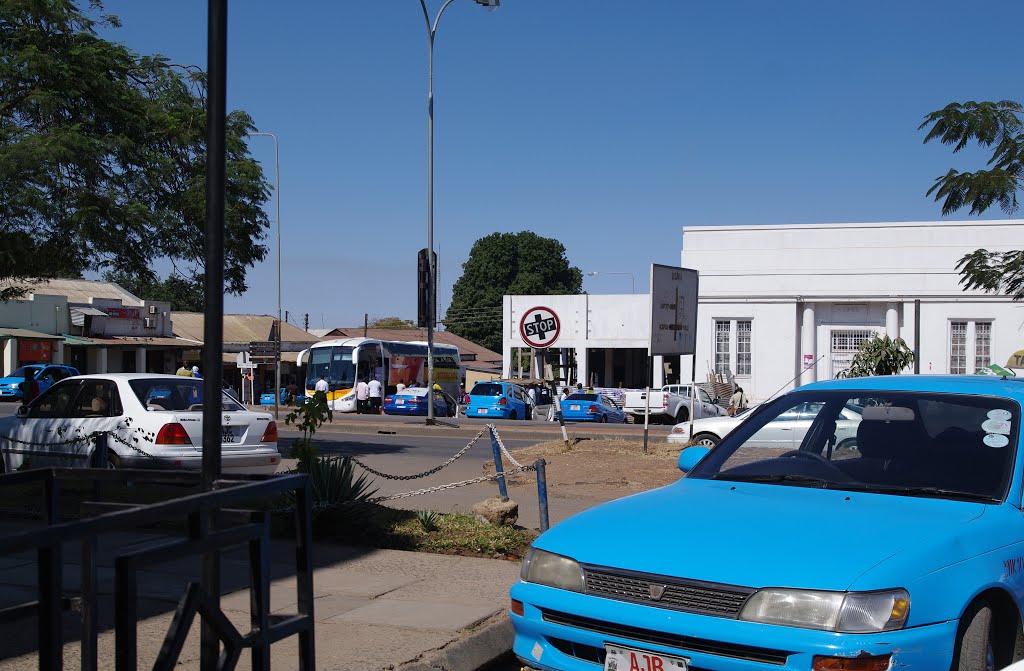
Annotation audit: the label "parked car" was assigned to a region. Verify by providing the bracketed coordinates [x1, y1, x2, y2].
[0, 374, 280, 474]
[511, 375, 1024, 670]
[623, 384, 727, 423]
[667, 408, 750, 446]
[669, 402, 861, 450]
[383, 387, 457, 417]
[560, 393, 627, 423]
[466, 381, 531, 420]
[0, 364, 80, 401]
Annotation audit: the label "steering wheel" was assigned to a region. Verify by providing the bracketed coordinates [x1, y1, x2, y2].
[780, 450, 832, 466]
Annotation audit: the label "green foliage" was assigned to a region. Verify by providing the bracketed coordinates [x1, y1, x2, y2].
[836, 335, 915, 378]
[445, 231, 582, 351]
[369, 316, 418, 329]
[921, 100, 1024, 300]
[103, 269, 205, 311]
[416, 509, 441, 532]
[305, 456, 378, 509]
[284, 390, 332, 471]
[0, 0, 270, 301]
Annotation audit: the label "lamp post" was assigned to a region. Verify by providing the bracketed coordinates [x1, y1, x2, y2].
[248, 132, 281, 420]
[419, 0, 498, 422]
[586, 271, 636, 294]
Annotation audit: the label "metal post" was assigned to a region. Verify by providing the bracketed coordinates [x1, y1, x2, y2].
[914, 298, 921, 374]
[39, 544, 63, 671]
[81, 537, 99, 671]
[642, 355, 652, 455]
[488, 427, 508, 502]
[202, 1, 227, 668]
[535, 459, 549, 532]
[294, 479, 315, 670]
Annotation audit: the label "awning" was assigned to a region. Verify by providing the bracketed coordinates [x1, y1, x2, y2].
[0, 328, 64, 340]
[70, 306, 108, 327]
[62, 334, 97, 346]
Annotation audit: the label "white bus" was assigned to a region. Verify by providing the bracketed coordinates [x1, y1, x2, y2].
[296, 338, 461, 412]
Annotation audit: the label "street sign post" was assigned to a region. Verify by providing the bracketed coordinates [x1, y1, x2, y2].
[248, 341, 279, 361]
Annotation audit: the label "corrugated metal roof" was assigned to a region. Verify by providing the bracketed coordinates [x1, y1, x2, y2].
[27, 278, 142, 305]
[88, 336, 202, 348]
[322, 328, 502, 365]
[173, 313, 321, 345]
[0, 328, 64, 340]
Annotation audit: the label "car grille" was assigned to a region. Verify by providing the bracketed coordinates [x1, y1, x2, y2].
[541, 609, 791, 666]
[583, 566, 754, 617]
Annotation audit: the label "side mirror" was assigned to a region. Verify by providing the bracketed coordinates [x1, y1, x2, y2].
[16, 405, 29, 418]
[678, 446, 710, 473]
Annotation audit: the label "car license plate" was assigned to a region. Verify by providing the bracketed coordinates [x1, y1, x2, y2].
[479, 408, 488, 414]
[396, 399, 404, 405]
[604, 645, 688, 671]
[222, 427, 236, 444]
[570, 404, 580, 410]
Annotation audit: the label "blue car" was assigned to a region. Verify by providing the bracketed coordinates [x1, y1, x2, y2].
[383, 387, 456, 417]
[0, 364, 80, 401]
[560, 392, 626, 423]
[511, 375, 1024, 670]
[467, 381, 531, 420]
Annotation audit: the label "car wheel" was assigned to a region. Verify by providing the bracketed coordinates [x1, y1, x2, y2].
[675, 408, 689, 424]
[600, 415, 608, 423]
[833, 438, 858, 458]
[509, 410, 517, 420]
[954, 600, 997, 671]
[692, 433, 720, 448]
[107, 452, 121, 469]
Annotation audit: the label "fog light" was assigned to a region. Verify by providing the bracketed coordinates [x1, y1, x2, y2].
[510, 599, 524, 616]
[812, 655, 891, 671]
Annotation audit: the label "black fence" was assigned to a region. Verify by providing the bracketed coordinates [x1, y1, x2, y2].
[0, 467, 314, 671]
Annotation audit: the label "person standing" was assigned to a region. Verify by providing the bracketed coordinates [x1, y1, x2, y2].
[368, 377, 383, 414]
[396, 379, 407, 394]
[176, 363, 193, 377]
[728, 386, 748, 416]
[314, 375, 329, 396]
[355, 378, 370, 414]
[191, 365, 202, 379]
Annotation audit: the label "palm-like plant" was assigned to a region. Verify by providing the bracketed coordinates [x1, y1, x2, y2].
[836, 335, 915, 378]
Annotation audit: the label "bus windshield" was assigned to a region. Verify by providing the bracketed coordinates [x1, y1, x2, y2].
[306, 346, 355, 390]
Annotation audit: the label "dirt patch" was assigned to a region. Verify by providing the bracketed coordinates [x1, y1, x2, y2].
[486, 437, 694, 503]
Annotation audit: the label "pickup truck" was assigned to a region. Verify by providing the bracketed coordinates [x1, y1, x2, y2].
[622, 384, 729, 423]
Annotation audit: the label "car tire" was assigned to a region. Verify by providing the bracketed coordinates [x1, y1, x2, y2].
[675, 408, 689, 424]
[600, 415, 608, 423]
[954, 600, 996, 671]
[509, 410, 517, 420]
[692, 433, 720, 448]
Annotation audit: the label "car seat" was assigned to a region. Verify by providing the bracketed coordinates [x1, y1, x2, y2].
[89, 397, 108, 416]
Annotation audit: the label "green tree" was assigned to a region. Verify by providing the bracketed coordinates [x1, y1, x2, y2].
[0, 0, 270, 301]
[369, 317, 417, 329]
[103, 270, 204, 312]
[836, 335, 915, 378]
[444, 231, 582, 351]
[920, 100, 1024, 298]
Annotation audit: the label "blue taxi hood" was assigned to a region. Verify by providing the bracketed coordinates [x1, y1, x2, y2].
[534, 478, 989, 592]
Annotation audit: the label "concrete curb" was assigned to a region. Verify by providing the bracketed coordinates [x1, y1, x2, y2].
[394, 612, 513, 671]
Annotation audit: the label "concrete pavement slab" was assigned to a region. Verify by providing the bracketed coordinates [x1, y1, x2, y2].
[308, 568, 419, 597]
[329, 598, 499, 632]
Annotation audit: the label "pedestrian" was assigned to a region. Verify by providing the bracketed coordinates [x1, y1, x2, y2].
[552, 386, 569, 422]
[314, 375, 329, 397]
[528, 386, 537, 407]
[576, 382, 583, 393]
[728, 386, 748, 417]
[20, 371, 40, 406]
[368, 377, 383, 414]
[355, 377, 370, 414]
[176, 363, 193, 377]
[396, 379, 406, 394]
[191, 365, 201, 379]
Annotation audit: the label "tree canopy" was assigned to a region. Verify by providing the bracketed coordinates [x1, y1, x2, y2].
[103, 269, 204, 312]
[920, 100, 1024, 299]
[369, 317, 417, 329]
[0, 0, 270, 302]
[444, 231, 582, 352]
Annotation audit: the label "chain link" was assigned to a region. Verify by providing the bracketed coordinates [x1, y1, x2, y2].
[346, 425, 491, 480]
[488, 425, 525, 469]
[369, 463, 536, 502]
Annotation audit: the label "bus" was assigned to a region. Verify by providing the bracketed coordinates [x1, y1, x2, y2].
[296, 338, 461, 412]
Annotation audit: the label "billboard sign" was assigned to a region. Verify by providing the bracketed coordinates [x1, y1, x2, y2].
[649, 264, 698, 356]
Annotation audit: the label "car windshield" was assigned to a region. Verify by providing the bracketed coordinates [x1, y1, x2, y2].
[306, 346, 354, 390]
[567, 394, 598, 401]
[11, 366, 42, 378]
[128, 378, 245, 412]
[471, 383, 504, 397]
[687, 390, 1018, 503]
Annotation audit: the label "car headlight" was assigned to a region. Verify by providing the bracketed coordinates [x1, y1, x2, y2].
[342, 392, 355, 401]
[670, 425, 688, 435]
[520, 548, 584, 592]
[739, 588, 909, 632]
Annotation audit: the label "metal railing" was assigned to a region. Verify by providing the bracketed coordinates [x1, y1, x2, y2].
[0, 467, 314, 671]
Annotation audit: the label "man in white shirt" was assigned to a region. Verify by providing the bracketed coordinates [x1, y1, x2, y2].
[368, 378, 383, 414]
[314, 376, 329, 394]
[396, 380, 407, 393]
[355, 378, 370, 414]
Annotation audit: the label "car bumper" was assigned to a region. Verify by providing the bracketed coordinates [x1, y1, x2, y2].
[383, 405, 427, 416]
[510, 582, 957, 670]
[666, 433, 690, 444]
[0, 389, 22, 400]
[561, 413, 598, 422]
[469, 408, 511, 419]
[119, 446, 281, 475]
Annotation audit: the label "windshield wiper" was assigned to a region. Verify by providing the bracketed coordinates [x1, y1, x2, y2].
[711, 473, 831, 488]
[836, 483, 999, 503]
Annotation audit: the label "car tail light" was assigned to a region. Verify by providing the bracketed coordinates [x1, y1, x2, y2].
[384, 396, 393, 404]
[663, 396, 669, 408]
[409, 397, 420, 404]
[261, 421, 278, 443]
[499, 397, 507, 406]
[588, 405, 598, 414]
[155, 423, 192, 445]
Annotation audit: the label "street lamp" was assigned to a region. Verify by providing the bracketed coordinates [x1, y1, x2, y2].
[420, 0, 498, 422]
[248, 132, 281, 420]
[586, 271, 636, 294]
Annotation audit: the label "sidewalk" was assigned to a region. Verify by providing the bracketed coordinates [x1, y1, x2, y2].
[0, 526, 521, 671]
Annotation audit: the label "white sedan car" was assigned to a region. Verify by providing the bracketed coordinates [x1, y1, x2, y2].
[667, 409, 750, 447]
[0, 374, 281, 474]
[669, 402, 862, 451]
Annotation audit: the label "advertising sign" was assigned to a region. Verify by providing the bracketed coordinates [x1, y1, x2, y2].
[105, 307, 139, 319]
[649, 264, 698, 356]
[520, 306, 561, 349]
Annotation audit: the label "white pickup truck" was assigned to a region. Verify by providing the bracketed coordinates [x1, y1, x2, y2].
[622, 384, 729, 423]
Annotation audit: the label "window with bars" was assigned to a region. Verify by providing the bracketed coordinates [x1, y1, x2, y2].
[948, 320, 993, 374]
[714, 321, 730, 374]
[714, 319, 752, 377]
[737, 321, 752, 375]
[829, 329, 876, 378]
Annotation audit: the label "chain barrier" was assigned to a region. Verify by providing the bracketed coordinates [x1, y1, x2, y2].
[346, 425, 491, 481]
[369, 462, 537, 503]
[488, 425, 525, 469]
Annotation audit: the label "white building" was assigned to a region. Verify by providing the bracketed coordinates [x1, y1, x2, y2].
[501, 220, 1024, 400]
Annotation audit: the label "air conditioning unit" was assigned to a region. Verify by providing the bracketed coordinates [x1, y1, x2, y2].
[148, 305, 157, 314]
[143, 317, 156, 329]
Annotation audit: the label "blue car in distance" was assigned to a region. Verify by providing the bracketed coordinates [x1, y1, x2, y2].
[560, 392, 627, 423]
[0, 364, 80, 401]
[511, 375, 1024, 670]
[383, 387, 457, 417]
[466, 381, 531, 420]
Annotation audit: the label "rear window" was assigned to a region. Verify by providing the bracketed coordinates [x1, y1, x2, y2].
[471, 383, 504, 397]
[128, 378, 244, 412]
[567, 394, 598, 401]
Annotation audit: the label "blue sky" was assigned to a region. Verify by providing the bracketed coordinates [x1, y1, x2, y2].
[96, 0, 1020, 330]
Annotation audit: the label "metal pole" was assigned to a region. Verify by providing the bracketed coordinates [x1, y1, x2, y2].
[914, 298, 921, 374]
[535, 459, 549, 532]
[488, 427, 509, 501]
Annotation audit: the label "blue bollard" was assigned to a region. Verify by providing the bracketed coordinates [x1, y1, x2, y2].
[535, 458, 549, 532]
[489, 427, 509, 502]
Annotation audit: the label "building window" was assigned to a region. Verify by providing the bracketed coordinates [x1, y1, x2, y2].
[830, 329, 876, 378]
[950, 320, 992, 374]
[715, 319, 752, 377]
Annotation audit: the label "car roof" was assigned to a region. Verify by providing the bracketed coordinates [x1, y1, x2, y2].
[799, 374, 1024, 400]
[69, 373, 200, 381]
